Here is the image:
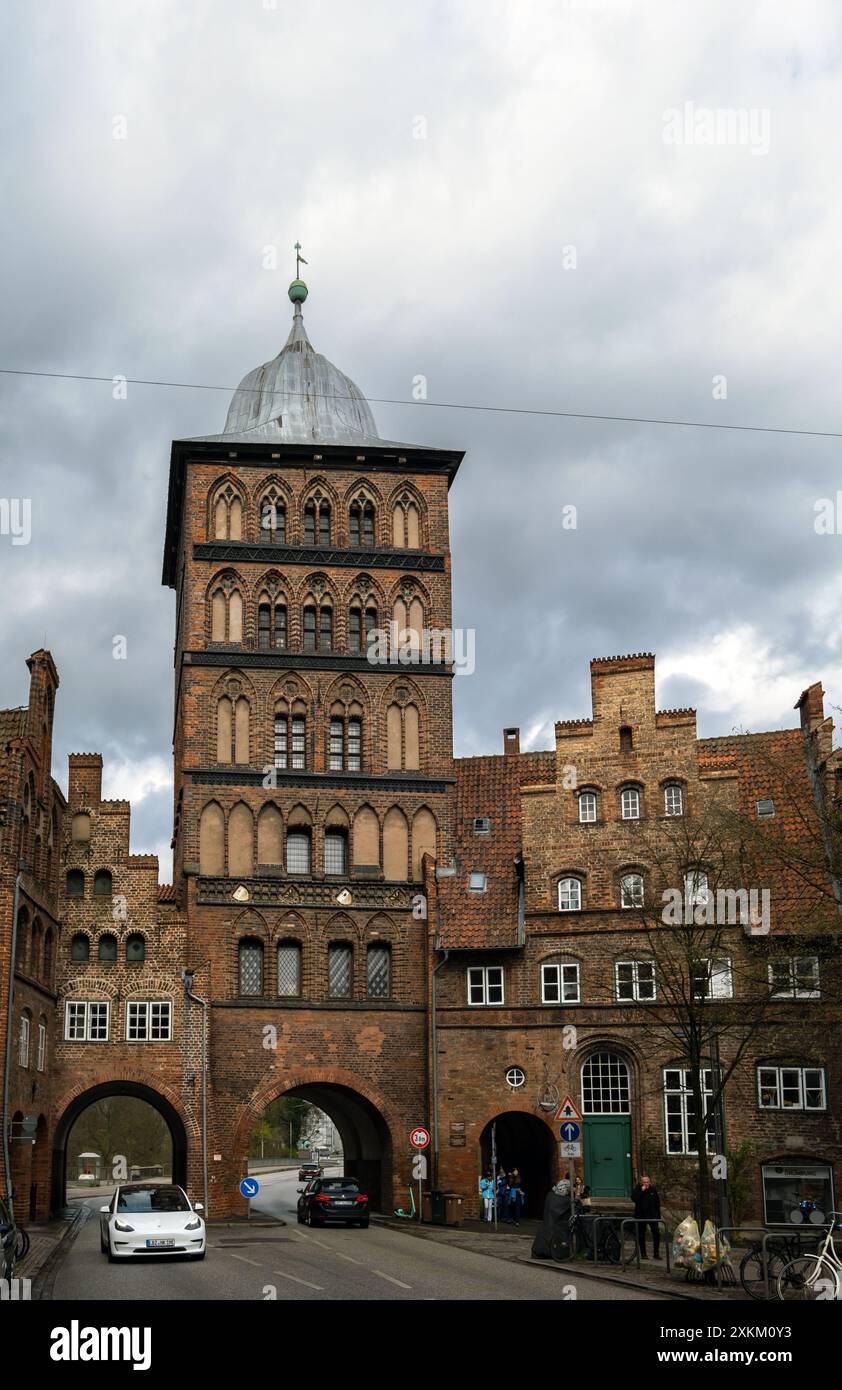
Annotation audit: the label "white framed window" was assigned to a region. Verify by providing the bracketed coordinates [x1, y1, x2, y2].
[541, 961, 581, 1004]
[578, 791, 597, 824]
[64, 1000, 109, 1042]
[505, 1066, 525, 1089]
[620, 787, 640, 820]
[620, 873, 644, 909]
[757, 1066, 826, 1111]
[467, 966, 504, 1006]
[468, 872, 487, 893]
[664, 783, 684, 817]
[684, 869, 709, 910]
[557, 877, 582, 912]
[126, 1000, 172, 1042]
[615, 960, 656, 1002]
[664, 1068, 714, 1154]
[692, 957, 733, 1000]
[769, 957, 820, 999]
[18, 1014, 30, 1067]
[37, 1021, 47, 1071]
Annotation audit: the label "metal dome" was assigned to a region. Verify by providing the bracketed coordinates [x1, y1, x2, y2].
[220, 297, 382, 446]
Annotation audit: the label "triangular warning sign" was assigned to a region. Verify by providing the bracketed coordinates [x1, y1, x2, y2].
[556, 1095, 581, 1122]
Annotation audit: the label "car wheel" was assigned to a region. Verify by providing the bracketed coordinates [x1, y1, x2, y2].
[106, 1236, 117, 1264]
[100, 1230, 107, 1254]
[296, 1210, 303, 1224]
[189, 1252, 206, 1261]
[358, 1219, 370, 1229]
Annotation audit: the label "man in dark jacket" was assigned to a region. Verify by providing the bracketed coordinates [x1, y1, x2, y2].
[632, 1174, 661, 1258]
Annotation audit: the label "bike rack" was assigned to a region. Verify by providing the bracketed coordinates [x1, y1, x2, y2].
[618, 1216, 672, 1275]
[711, 1224, 821, 1296]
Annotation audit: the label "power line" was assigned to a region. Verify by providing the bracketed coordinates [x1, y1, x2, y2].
[0, 365, 839, 439]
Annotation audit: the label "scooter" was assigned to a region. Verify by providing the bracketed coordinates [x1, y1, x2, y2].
[393, 1187, 418, 1220]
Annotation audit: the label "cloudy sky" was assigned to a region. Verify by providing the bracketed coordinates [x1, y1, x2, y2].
[2, 0, 841, 879]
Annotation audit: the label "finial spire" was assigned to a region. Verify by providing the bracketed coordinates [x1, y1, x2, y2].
[288, 240, 309, 308]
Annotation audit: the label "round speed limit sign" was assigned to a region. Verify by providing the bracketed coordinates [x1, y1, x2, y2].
[410, 1126, 431, 1150]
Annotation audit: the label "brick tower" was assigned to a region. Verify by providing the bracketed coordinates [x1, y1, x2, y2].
[161, 270, 463, 1213]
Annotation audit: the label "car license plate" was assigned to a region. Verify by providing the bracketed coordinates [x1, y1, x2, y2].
[146, 1238, 175, 1248]
[335, 1200, 353, 1206]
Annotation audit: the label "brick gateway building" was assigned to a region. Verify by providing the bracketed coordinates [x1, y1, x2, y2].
[2, 280, 840, 1224]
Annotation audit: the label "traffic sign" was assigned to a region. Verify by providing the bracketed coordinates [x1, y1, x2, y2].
[410, 1126, 431, 1150]
[559, 1121, 581, 1143]
[239, 1177, 260, 1199]
[560, 1141, 581, 1158]
[557, 1095, 581, 1122]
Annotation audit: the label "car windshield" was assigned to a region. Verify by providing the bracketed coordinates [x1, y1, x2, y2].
[320, 1179, 360, 1194]
[116, 1185, 191, 1213]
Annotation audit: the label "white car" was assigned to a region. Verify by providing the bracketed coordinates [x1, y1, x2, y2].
[100, 1183, 206, 1262]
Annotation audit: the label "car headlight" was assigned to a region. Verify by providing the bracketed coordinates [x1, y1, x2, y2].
[184, 1217, 202, 1231]
[113, 1220, 135, 1233]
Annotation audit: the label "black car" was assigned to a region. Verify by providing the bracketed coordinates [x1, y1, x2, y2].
[297, 1176, 369, 1228]
[0, 1195, 16, 1280]
[298, 1162, 323, 1182]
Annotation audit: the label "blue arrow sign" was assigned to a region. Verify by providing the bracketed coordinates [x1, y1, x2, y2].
[559, 1121, 581, 1143]
[239, 1177, 260, 1199]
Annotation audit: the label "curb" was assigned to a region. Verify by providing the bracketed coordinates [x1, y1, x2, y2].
[31, 1205, 90, 1301]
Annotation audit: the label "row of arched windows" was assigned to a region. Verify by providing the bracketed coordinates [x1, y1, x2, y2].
[14, 907, 55, 987]
[69, 933, 146, 963]
[215, 698, 421, 772]
[557, 867, 707, 913]
[236, 937, 392, 1000]
[576, 782, 684, 824]
[199, 801, 437, 881]
[66, 868, 113, 898]
[211, 479, 423, 551]
[209, 580, 428, 654]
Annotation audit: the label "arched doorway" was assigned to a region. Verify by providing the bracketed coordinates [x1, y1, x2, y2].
[275, 1084, 392, 1212]
[51, 1082, 188, 1215]
[479, 1112, 556, 1218]
[581, 1051, 633, 1197]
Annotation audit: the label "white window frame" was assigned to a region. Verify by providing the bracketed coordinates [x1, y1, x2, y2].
[126, 1000, 173, 1042]
[663, 1067, 715, 1155]
[769, 956, 820, 1000]
[557, 877, 582, 912]
[692, 956, 733, 1000]
[757, 1065, 826, 1111]
[663, 783, 684, 817]
[18, 1014, 30, 1067]
[578, 791, 597, 824]
[541, 961, 581, 1004]
[467, 965, 505, 1007]
[684, 869, 710, 910]
[37, 1021, 47, 1071]
[64, 1000, 110, 1042]
[620, 873, 644, 909]
[620, 787, 640, 821]
[615, 959, 656, 1002]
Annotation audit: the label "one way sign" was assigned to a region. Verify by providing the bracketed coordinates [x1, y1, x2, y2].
[556, 1095, 581, 1123]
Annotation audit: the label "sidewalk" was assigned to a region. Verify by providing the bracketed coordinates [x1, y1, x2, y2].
[12, 1206, 85, 1295]
[371, 1214, 750, 1300]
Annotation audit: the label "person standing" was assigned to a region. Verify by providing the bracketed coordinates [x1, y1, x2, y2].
[495, 1168, 508, 1224]
[632, 1174, 661, 1258]
[479, 1170, 495, 1222]
[507, 1167, 525, 1226]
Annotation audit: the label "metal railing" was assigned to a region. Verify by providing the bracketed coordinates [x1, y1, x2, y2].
[619, 1216, 672, 1275]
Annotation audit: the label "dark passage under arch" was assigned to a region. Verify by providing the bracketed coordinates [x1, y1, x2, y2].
[480, 1111, 557, 1219]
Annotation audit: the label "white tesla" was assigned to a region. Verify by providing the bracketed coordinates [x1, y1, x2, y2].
[100, 1183, 206, 1261]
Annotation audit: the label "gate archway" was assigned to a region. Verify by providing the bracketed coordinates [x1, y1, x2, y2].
[51, 1081, 189, 1215]
[479, 1111, 556, 1218]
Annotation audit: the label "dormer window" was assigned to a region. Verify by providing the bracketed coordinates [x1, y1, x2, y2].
[468, 872, 487, 893]
[473, 817, 491, 835]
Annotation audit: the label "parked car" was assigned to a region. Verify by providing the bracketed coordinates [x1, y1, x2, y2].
[298, 1161, 323, 1182]
[99, 1183, 206, 1262]
[297, 1176, 369, 1228]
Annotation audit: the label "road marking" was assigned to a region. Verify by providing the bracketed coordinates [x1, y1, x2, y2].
[372, 1269, 412, 1289]
[272, 1268, 324, 1291]
[226, 1253, 263, 1268]
[331, 1250, 364, 1265]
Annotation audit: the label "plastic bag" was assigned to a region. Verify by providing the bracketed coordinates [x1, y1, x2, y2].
[671, 1215, 700, 1269]
[699, 1220, 730, 1271]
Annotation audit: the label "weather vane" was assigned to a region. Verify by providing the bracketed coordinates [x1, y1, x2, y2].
[294, 241, 308, 278]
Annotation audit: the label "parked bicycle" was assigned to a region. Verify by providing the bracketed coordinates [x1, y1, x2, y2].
[739, 1231, 809, 1300]
[777, 1212, 842, 1301]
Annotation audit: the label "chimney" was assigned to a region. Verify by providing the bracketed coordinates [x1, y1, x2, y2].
[503, 727, 520, 756]
[795, 682, 825, 734]
[68, 753, 103, 806]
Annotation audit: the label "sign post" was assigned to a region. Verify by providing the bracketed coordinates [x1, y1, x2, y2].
[556, 1097, 582, 1197]
[410, 1127, 430, 1222]
[239, 1175, 259, 1221]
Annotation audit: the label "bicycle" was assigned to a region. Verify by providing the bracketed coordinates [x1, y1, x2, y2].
[739, 1232, 805, 1301]
[568, 1211, 622, 1264]
[776, 1212, 842, 1301]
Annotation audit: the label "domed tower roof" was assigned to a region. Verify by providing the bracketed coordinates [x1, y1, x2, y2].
[217, 278, 382, 446]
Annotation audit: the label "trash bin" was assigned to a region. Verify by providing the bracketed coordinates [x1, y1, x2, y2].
[443, 1194, 463, 1227]
[428, 1189, 446, 1225]
[421, 1192, 433, 1224]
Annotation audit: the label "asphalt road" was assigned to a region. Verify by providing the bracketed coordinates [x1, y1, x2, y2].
[51, 1170, 659, 1301]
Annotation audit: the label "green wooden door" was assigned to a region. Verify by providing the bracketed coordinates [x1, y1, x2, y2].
[583, 1116, 632, 1197]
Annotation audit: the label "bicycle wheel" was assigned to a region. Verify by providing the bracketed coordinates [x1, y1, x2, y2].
[15, 1228, 30, 1260]
[777, 1254, 839, 1301]
[602, 1228, 622, 1265]
[740, 1246, 786, 1301]
[550, 1235, 572, 1262]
